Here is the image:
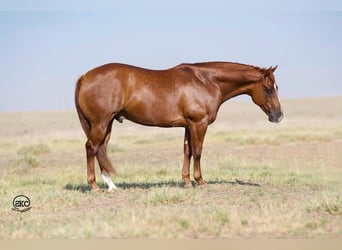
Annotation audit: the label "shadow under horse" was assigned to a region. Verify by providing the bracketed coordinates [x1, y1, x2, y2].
[64, 179, 260, 193]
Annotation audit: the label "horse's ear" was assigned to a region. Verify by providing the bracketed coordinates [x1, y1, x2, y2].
[271, 65, 278, 73]
[263, 65, 277, 77]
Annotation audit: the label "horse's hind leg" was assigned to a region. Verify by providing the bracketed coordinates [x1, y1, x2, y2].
[96, 120, 117, 191]
[85, 123, 109, 191]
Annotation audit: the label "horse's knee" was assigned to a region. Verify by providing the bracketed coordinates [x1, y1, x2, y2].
[192, 147, 202, 160]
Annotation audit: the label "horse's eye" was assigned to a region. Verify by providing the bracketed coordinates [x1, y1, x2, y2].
[264, 87, 273, 94]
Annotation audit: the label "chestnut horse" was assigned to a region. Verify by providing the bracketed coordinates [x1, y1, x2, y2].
[75, 62, 283, 191]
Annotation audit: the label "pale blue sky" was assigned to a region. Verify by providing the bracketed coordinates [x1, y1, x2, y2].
[1, 2, 342, 111]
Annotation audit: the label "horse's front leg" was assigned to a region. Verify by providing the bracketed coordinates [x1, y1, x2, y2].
[189, 121, 208, 186]
[182, 128, 192, 188]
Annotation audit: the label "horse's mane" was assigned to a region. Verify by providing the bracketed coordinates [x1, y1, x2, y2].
[180, 61, 266, 83]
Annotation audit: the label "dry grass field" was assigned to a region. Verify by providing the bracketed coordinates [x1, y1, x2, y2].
[0, 97, 341, 238]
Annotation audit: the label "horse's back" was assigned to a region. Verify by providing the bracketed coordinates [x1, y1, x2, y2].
[76, 63, 188, 126]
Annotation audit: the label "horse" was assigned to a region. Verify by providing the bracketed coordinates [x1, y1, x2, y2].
[75, 61, 283, 191]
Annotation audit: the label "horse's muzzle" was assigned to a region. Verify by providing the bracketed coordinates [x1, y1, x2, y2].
[268, 109, 283, 123]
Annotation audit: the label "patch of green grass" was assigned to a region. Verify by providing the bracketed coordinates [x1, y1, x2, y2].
[216, 161, 280, 184]
[17, 153, 40, 168]
[134, 139, 151, 145]
[178, 219, 190, 230]
[213, 127, 342, 146]
[307, 193, 342, 216]
[108, 145, 126, 153]
[215, 158, 339, 190]
[304, 219, 328, 230]
[143, 188, 191, 206]
[17, 143, 51, 155]
[19, 175, 57, 187]
[15, 143, 51, 168]
[241, 219, 249, 226]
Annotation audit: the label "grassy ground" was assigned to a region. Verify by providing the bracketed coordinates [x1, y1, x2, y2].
[0, 97, 341, 238]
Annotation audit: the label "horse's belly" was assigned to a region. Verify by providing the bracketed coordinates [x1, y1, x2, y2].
[123, 104, 185, 127]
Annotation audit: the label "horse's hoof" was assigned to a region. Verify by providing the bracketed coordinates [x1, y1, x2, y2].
[197, 181, 207, 188]
[184, 183, 193, 189]
[91, 187, 101, 192]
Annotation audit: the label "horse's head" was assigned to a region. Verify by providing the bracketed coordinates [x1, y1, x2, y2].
[250, 66, 283, 123]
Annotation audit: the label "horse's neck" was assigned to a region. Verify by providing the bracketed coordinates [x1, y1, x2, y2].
[217, 80, 253, 103]
[202, 65, 261, 103]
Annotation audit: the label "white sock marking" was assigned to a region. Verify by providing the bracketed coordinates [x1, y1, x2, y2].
[101, 171, 117, 190]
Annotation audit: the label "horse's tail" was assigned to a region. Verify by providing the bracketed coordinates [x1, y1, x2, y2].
[75, 75, 91, 138]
